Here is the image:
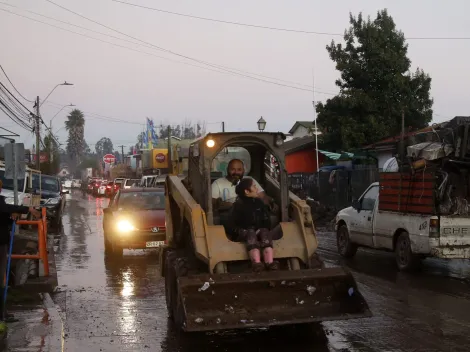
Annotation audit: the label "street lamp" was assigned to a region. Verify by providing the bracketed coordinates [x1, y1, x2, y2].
[39, 82, 74, 108]
[34, 81, 73, 169]
[257, 117, 266, 132]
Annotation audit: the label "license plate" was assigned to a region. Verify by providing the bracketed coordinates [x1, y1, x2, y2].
[146, 241, 165, 248]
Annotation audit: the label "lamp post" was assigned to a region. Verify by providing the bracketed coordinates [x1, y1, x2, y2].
[34, 81, 73, 169]
[257, 117, 266, 132]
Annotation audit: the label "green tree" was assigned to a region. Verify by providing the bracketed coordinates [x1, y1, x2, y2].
[41, 133, 60, 175]
[65, 109, 85, 164]
[316, 9, 433, 150]
[95, 137, 113, 156]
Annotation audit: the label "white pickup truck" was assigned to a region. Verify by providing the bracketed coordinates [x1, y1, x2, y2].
[335, 181, 470, 271]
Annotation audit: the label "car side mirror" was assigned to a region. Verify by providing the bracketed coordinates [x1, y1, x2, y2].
[352, 199, 361, 212]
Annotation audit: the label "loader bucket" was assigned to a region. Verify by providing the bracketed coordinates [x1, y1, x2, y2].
[177, 267, 371, 332]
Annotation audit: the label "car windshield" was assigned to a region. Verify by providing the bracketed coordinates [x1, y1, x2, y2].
[0, 169, 25, 191]
[117, 192, 164, 210]
[32, 175, 60, 192]
[125, 179, 139, 186]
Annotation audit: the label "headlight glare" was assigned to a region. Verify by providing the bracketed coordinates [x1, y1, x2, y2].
[117, 220, 135, 232]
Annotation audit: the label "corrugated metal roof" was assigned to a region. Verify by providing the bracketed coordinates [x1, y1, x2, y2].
[317, 149, 342, 160]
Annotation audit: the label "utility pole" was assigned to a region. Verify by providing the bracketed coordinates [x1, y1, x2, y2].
[400, 108, 405, 160]
[167, 125, 172, 174]
[35, 96, 41, 170]
[119, 145, 125, 164]
[222, 121, 225, 132]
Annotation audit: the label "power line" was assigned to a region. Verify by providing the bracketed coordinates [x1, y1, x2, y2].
[43, 101, 146, 126]
[1, 7, 331, 96]
[0, 64, 34, 103]
[111, 0, 342, 36]
[112, 0, 470, 41]
[42, 0, 335, 94]
[0, 81, 36, 116]
[0, 80, 34, 131]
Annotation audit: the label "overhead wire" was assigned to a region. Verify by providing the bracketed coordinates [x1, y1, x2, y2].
[112, 0, 470, 41]
[42, 0, 336, 94]
[0, 6, 331, 96]
[0, 80, 34, 131]
[0, 64, 34, 103]
[44, 101, 146, 126]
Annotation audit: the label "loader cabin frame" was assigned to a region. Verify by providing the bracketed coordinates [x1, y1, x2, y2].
[188, 132, 289, 226]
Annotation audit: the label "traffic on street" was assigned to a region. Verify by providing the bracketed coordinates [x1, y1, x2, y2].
[52, 189, 470, 351]
[1, 1, 470, 351]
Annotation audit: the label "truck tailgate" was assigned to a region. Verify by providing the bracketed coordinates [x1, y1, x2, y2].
[440, 217, 470, 247]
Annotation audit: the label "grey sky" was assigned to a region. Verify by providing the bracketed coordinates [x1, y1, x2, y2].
[1, 0, 469, 151]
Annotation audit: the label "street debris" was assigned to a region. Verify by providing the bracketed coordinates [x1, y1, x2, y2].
[295, 297, 305, 305]
[224, 305, 235, 314]
[198, 282, 210, 292]
[306, 285, 316, 295]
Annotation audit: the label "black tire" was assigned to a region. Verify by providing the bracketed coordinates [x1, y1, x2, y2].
[164, 251, 177, 318]
[111, 241, 123, 258]
[395, 232, 419, 271]
[103, 231, 112, 254]
[167, 254, 200, 331]
[309, 253, 325, 269]
[337, 225, 358, 258]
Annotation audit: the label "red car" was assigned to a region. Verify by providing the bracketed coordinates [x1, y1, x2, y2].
[102, 188, 166, 257]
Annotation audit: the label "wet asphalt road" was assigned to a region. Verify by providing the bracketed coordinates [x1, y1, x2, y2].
[52, 191, 470, 351]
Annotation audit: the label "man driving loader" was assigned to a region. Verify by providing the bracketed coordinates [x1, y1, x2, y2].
[211, 159, 276, 212]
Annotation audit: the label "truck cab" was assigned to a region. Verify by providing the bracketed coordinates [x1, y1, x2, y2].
[0, 161, 41, 213]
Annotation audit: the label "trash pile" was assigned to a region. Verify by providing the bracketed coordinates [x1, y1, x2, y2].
[391, 116, 470, 215]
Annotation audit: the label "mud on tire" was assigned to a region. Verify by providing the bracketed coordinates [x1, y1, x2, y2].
[395, 232, 421, 272]
[336, 224, 358, 258]
[165, 251, 202, 329]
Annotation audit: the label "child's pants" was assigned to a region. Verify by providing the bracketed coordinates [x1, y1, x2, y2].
[236, 225, 282, 251]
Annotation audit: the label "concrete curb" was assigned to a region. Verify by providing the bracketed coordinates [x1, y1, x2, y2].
[40, 292, 65, 351]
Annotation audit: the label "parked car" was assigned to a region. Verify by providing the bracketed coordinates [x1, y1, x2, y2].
[97, 181, 108, 197]
[63, 179, 72, 188]
[113, 179, 124, 193]
[104, 181, 115, 197]
[32, 174, 68, 228]
[92, 180, 104, 196]
[123, 178, 140, 189]
[102, 188, 166, 257]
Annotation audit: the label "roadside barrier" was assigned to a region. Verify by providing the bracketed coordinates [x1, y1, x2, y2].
[12, 208, 49, 276]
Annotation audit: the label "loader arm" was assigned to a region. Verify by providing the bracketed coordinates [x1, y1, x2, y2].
[165, 175, 210, 264]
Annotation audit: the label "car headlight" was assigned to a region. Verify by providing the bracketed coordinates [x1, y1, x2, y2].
[46, 197, 61, 205]
[117, 220, 136, 232]
[5, 197, 14, 205]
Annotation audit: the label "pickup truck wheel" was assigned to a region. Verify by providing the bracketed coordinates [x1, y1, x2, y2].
[395, 232, 418, 271]
[337, 225, 358, 258]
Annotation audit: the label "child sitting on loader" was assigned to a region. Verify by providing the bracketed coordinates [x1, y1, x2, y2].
[229, 178, 281, 272]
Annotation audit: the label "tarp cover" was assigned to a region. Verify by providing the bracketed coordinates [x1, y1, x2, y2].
[406, 142, 453, 160]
